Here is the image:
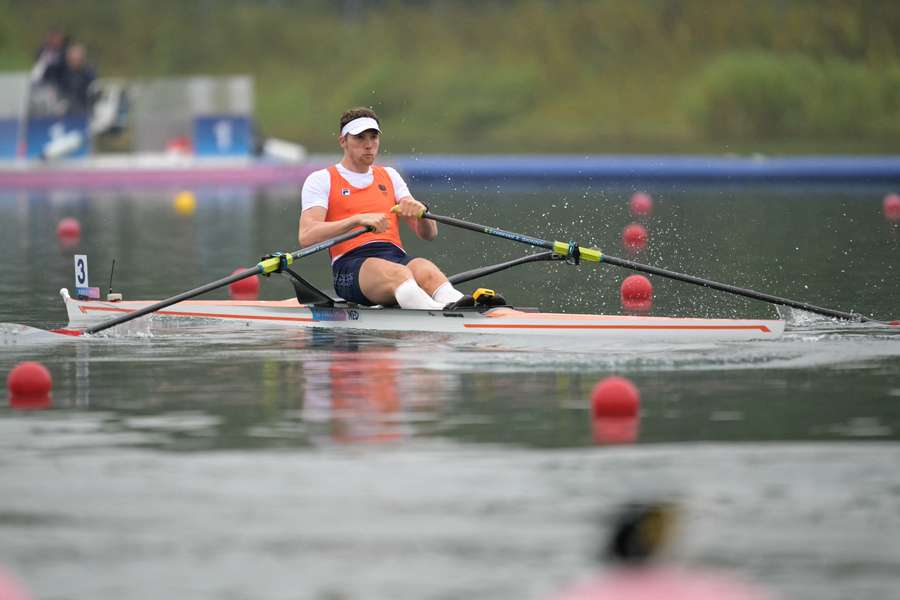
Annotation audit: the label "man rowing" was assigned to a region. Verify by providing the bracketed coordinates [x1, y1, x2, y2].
[299, 107, 495, 310]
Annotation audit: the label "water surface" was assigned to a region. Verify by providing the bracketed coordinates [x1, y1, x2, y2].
[1, 183, 899, 600]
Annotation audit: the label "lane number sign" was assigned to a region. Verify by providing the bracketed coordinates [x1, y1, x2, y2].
[74, 254, 89, 288]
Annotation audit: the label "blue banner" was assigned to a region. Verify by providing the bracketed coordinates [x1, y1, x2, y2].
[193, 115, 252, 156]
[0, 118, 19, 159]
[24, 115, 90, 159]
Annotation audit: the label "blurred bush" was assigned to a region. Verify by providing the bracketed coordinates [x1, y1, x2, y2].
[2, 0, 899, 153]
[684, 52, 900, 140]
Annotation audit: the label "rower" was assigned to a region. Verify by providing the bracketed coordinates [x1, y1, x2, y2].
[298, 107, 504, 310]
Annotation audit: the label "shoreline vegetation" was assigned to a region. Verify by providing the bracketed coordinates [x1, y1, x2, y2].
[2, 0, 899, 155]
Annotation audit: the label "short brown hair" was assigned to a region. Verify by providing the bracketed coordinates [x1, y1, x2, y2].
[340, 107, 380, 131]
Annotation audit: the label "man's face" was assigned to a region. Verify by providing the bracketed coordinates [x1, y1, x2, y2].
[341, 129, 380, 166]
[67, 46, 85, 69]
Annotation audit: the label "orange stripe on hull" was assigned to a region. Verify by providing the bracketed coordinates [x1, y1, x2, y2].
[464, 323, 772, 332]
[78, 305, 315, 323]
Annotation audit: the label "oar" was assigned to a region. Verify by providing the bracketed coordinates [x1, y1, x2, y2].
[448, 251, 564, 285]
[422, 211, 886, 323]
[76, 227, 370, 335]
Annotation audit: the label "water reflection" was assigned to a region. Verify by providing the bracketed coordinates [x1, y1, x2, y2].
[7, 393, 52, 411]
[286, 331, 453, 446]
[592, 414, 640, 445]
[3, 321, 899, 449]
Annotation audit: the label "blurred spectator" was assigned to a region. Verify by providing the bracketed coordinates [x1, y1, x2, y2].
[60, 44, 97, 116]
[31, 27, 69, 88]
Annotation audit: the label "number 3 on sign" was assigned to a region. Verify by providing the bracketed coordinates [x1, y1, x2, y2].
[74, 254, 89, 288]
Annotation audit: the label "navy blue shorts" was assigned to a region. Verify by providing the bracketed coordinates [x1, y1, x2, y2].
[332, 242, 415, 305]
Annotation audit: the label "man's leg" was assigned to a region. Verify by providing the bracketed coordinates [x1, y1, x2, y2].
[407, 258, 466, 304]
[408, 258, 507, 308]
[359, 258, 444, 309]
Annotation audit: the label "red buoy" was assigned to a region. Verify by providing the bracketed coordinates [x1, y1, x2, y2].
[591, 376, 640, 444]
[56, 217, 81, 244]
[620, 274, 653, 312]
[884, 193, 900, 222]
[622, 223, 648, 251]
[629, 192, 653, 217]
[7, 361, 52, 397]
[228, 268, 260, 300]
[591, 376, 640, 418]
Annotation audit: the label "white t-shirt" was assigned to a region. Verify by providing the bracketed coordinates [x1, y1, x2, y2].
[301, 163, 412, 212]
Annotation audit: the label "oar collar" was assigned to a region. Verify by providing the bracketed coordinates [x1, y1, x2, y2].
[258, 252, 294, 275]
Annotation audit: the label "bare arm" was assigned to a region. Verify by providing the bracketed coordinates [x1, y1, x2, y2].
[298, 206, 389, 247]
[395, 196, 438, 241]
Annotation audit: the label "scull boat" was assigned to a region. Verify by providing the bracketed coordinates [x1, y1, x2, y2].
[45, 211, 885, 341]
[60, 288, 784, 341]
[60, 269, 784, 341]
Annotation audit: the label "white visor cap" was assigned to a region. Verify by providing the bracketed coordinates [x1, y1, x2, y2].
[341, 117, 381, 137]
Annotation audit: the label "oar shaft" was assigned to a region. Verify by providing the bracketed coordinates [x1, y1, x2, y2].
[85, 266, 262, 334]
[449, 251, 561, 285]
[84, 226, 371, 335]
[600, 254, 869, 322]
[292, 227, 370, 259]
[426, 212, 556, 251]
[424, 211, 873, 323]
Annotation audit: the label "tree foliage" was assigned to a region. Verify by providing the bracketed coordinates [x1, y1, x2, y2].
[2, 0, 898, 152]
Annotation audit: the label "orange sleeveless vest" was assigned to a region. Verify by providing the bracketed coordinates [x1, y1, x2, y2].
[325, 165, 403, 260]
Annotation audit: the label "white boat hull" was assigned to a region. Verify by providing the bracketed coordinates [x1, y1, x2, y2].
[60, 288, 785, 341]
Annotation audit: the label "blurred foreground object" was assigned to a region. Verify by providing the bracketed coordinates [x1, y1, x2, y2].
[0, 565, 32, 600]
[550, 501, 774, 600]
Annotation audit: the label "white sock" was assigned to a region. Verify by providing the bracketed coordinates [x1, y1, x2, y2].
[394, 279, 446, 310]
[431, 281, 464, 304]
